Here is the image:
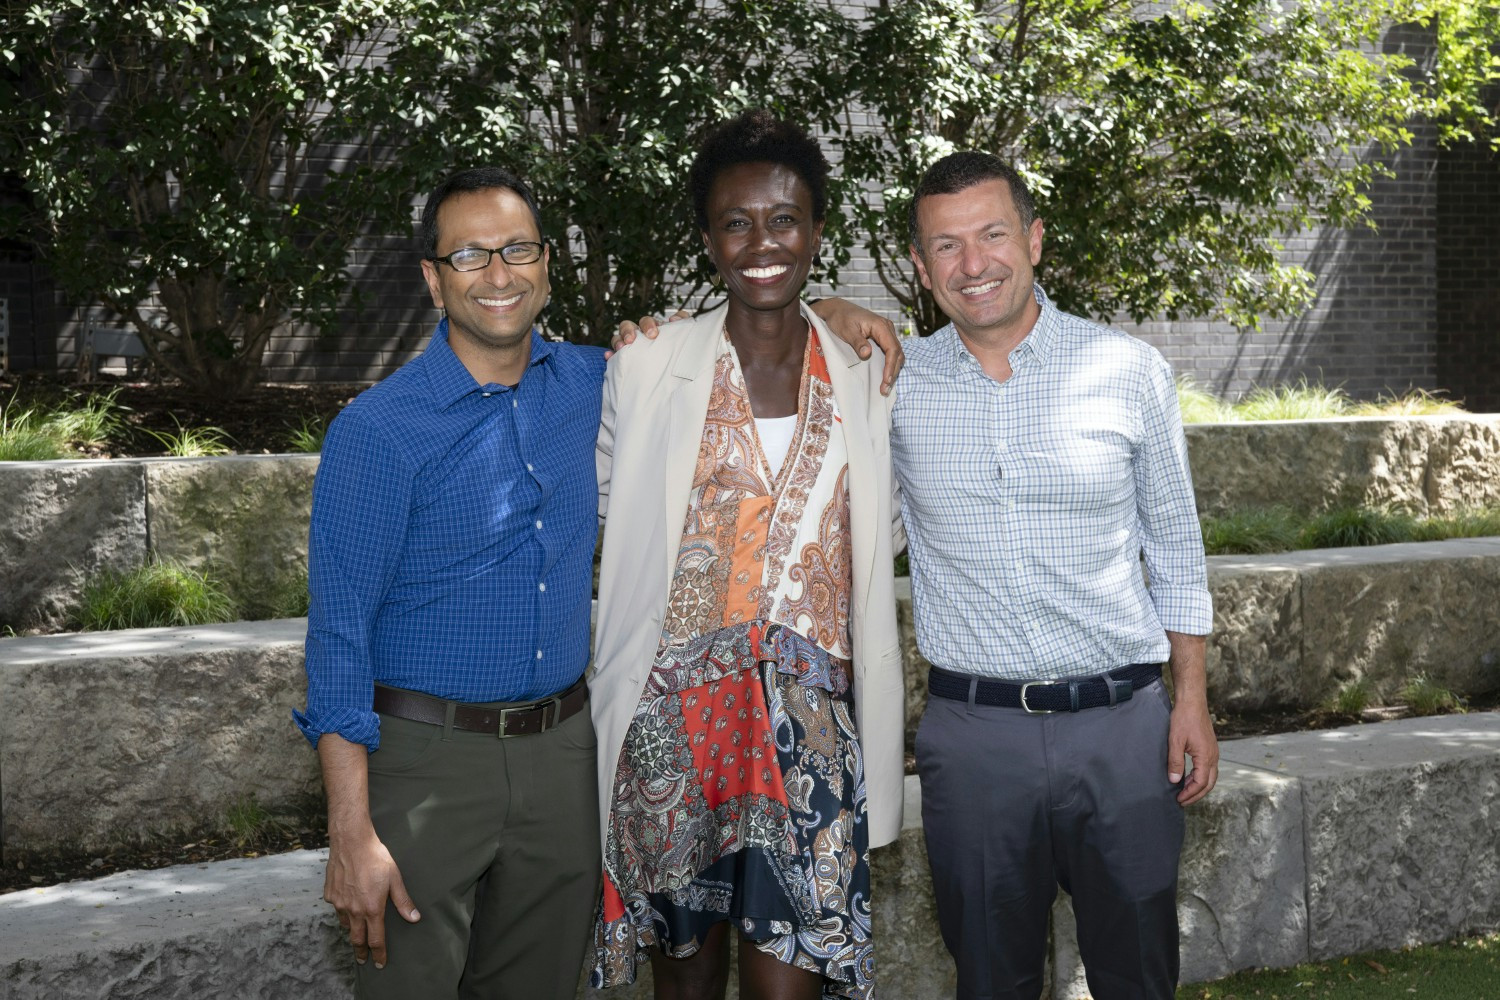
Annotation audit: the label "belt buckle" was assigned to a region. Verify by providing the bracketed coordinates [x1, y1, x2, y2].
[496, 696, 559, 739]
[1019, 681, 1056, 715]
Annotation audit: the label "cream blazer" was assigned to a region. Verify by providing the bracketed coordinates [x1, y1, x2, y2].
[590, 301, 906, 854]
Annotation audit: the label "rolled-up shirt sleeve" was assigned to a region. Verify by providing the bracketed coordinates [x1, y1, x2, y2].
[293, 409, 414, 751]
[1134, 352, 1213, 635]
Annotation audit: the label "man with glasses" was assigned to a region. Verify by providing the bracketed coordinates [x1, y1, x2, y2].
[295, 166, 901, 999]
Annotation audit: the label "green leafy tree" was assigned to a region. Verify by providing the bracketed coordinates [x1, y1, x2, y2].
[0, 1, 465, 396]
[423, 0, 856, 343]
[838, 0, 1494, 335]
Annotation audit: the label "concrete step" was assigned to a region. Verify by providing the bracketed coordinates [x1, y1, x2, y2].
[5, 714, 1498, 1000]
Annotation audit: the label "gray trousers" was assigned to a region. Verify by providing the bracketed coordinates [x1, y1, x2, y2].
[915, 678, 1184, 1000]
[355, 702, 601, 1000]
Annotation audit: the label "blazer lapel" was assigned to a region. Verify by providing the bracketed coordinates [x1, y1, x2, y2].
[662, 304, 728, 580]
[808, 306, 878, 621]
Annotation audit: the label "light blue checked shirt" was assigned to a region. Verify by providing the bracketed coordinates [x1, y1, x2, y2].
[295, 320, 606, 750]
[892, 284, 1211, 682]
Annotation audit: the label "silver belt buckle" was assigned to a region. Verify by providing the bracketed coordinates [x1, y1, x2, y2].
[1019, 681, 1056, 715]
[497, 696, 560, 738]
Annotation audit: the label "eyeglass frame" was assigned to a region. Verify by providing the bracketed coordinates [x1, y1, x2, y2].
[427, 241, 547, 272]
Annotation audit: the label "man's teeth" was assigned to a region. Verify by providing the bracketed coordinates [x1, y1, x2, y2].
[741, 265, 789, 279]
[961, 279, 1003, 296]
[476, 293, 523, 307]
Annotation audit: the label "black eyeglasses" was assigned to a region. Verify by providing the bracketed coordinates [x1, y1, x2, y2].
[428, 241, 545, 272]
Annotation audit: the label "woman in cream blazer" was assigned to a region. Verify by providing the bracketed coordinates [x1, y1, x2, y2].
[591, 300, 906, 855]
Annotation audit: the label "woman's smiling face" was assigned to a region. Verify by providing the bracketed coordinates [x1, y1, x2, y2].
[700, 161, 823, 315]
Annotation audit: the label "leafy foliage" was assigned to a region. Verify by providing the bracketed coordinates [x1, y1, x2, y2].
[424, 1, 856, 343]
[72, 559, 238, 630]
[1, 1, 466, 395]
[837, 0, 1493, 334]
[2, 0, 1495, 391]
[0, 387, 126, 459]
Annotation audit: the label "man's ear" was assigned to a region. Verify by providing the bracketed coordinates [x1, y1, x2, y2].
[909, 245, 933, 291]
[421, 259, 444, 310]
[1028, 218, 1044, 268]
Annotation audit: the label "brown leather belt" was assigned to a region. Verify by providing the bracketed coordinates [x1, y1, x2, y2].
[373, 677, 588, 738]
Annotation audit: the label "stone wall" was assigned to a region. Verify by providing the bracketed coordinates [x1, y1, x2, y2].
[5, 714, 1499, 998]
[4, 415, 1497, 631]
[1185, 416, 1500, 517]
[0, 621, 319, 863]
[0, 454, 317, 631]
[5, 538, 1498, 862]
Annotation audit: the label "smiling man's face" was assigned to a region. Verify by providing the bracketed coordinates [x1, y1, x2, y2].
[421, 187, 550, 357]
[910, 177, 1043, 347]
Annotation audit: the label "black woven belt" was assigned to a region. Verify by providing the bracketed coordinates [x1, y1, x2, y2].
[928, 663, 1162, 714]
[373, 677, 587, 737]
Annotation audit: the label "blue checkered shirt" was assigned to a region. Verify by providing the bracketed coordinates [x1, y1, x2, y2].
[891, 284, 1211, 682]
[295, 320, 606, 750]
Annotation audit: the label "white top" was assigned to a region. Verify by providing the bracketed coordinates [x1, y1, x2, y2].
[755, 414, 797, 479]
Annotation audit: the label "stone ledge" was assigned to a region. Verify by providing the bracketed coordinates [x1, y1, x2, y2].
[0, 620, 317, 861]
[5, 718, 1496, 999]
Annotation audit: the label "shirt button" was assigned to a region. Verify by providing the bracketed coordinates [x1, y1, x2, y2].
[996, 439, 1007, 450]
[513, 398, 519, 408]
[535, 520, 543, 530]
[482, 391, 492, 398]
[526, 463, 534, 472]
[536, 650, 544, 660]
[538, 582, 546, 592]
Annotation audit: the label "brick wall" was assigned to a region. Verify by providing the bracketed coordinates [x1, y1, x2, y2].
[1435, 83, 1500, 414]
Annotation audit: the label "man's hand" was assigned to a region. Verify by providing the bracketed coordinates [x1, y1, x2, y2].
[607, 310, 690, 357]
[324, 823, 420, 969]
[809, 297, 904, 395]
[1165, 631, 1219, 806]
[317, 732, 420, 969]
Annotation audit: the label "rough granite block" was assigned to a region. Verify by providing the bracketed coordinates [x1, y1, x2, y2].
[0, 620, 319, 862]
[1187, 416, 1500, 517]
[1297, 539, 1500, 700]
[0, 851, 352, 1000]
[1205, 564, 1304, 710]
[0, 459, 146, 631]
[146, 454, 320, 618]
[1221, 714, 1500, 960]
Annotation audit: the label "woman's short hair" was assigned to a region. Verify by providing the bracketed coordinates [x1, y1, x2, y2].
[689, 109, 830, 230]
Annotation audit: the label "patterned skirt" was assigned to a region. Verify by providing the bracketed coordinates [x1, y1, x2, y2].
[590, 620, 874, 998]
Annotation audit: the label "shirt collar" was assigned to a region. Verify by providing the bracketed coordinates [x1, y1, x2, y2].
[942, 282, 1058, 376]
[421, 319, 555, 408]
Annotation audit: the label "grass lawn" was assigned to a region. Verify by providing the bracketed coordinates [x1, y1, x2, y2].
[1178, 933, 1500, 999]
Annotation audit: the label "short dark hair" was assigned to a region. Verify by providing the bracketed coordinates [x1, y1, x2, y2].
[908, 151, 1037, 252]
[688, 108, 830, 230]
[419, 167, 544, 257]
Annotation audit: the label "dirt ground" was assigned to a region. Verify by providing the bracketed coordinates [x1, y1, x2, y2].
[1, 371, 364, 456]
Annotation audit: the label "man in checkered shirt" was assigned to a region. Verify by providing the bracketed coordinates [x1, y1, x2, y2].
[893, 151, 1219, 1000]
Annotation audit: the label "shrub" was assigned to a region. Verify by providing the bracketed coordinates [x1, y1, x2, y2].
[0, 388, 127, 459]
[266, 569, 311, 619]
[1329, 679, 1374, 717]
[1400, 674, 1464, 717]
[72, 560, 238, 630]
[1351, 389, 1465, 417]
[1233, 379, 1353, 421]
[144, 419, 233, 457]
[1297, 507, 1418, 549]
[286, 415, 327, 454]
[1176, 377, 1231, 424]
[1201, 508, 1301, 555]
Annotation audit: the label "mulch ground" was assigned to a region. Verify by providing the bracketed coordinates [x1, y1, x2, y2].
[1, 371, 364, 456]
